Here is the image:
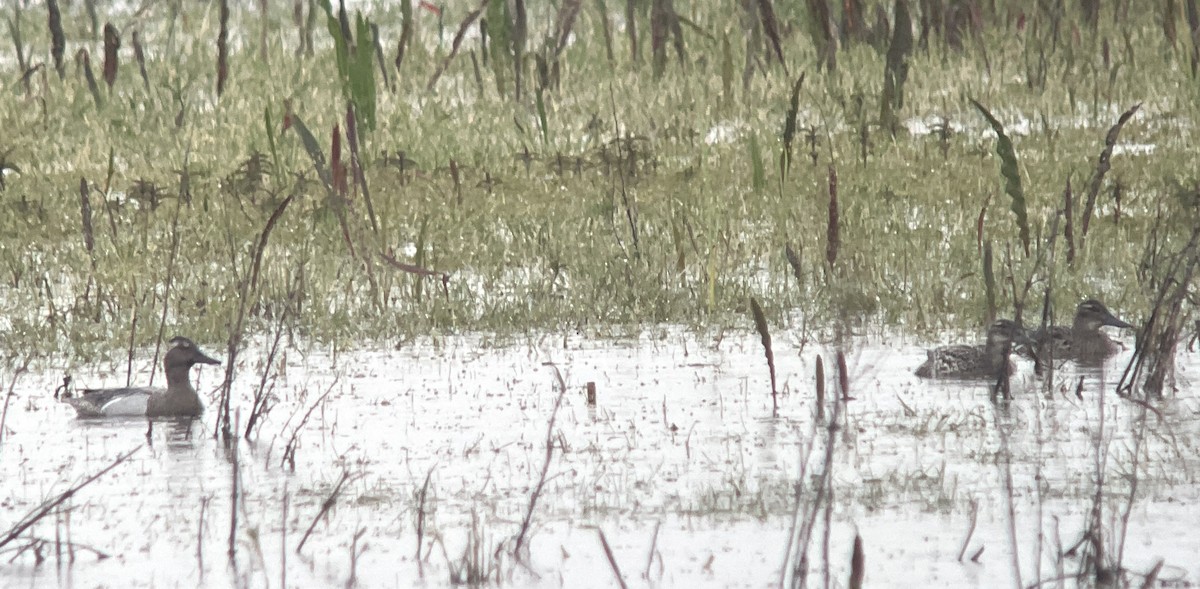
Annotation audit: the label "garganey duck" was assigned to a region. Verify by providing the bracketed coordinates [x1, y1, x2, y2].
[1033, 299, 1132, 368]
[915, 319, 1031, 380]
[62, 336, 220, 418]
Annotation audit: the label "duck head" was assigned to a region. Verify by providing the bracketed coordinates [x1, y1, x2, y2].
[1074, 299, 1132, 331]
[986, 319, 1033, 349]
[164, 336, 221, 370]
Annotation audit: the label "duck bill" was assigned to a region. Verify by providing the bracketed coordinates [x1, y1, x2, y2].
[196, 351, 222, 365]
[1101, 311, 1133, 329]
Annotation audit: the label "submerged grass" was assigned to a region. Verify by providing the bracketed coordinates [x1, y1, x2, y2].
[0, 1, 1196, 361]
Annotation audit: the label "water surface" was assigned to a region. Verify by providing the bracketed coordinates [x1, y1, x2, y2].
[2, 330, 1197, 588]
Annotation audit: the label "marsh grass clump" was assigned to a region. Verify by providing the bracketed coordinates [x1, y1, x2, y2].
[1117, 222, 1200, 398]
[0, 0, 1190, 359]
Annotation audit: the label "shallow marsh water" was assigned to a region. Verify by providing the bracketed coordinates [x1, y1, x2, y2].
[2, 329, 1198, 588]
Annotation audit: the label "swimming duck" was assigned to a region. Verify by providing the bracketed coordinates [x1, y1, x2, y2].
[1033, 299, 1132, 368]
[62, 336, 221, 418]
[915, 319, 1031, 379]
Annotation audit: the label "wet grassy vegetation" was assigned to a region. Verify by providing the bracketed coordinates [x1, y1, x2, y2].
[4, 1, 1200, 587]
[1, 0, 1196, 360]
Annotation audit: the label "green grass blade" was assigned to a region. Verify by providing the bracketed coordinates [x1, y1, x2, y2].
[264, 106, 280, 184]
[970, 97, 1030, 257]
[289, 114, 332, 193]
[749, 132, 765, 192]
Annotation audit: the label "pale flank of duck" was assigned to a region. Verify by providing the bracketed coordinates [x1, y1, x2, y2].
[64, 387, 154, 417]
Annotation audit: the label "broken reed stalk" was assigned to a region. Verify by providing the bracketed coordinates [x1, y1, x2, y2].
[596, 527, 630, 589]
[124, 289, 139, 387]
[820, 454, 834, 588]
[0, 357, 31, 451]
[789, 396, 842, 585]
[993, 402, 1024, 588]
[102, 23, 119, 90]
[625, 0, 639, 62]
[215, 191, 297, 441]
[513, 365, 569, 559]
[1113, 405, 1151, 578]
[650, 0, 670, 76]
[956, 499, 978, 561]
[414, 466, 434, 575]
[1142, 560, 1165, 589]
[880, 0, 913, 135]
[84, 0, 98, 38]
[0, 446, 141, 550]
[748, 297, 778, 414]
[14, 533, 108, 562]
[330, 123, 349, 205]
[303, 0, 317, 55]
[779, 74, 805, 186]
[370, 23, 391, 92]
[449, 159, 463, 205]
[196, 496, 210, 576]
[344, 104, 379, 235]
[825, 165, 839, 270]
[78, 178, 96, 272]
[608, 86, 640, 259]
[1063, 176, 1076, 264]
[76, 49, 103, 108]
[281, 377, 339, 470]
[217, 0, 229, 97]
[836, 350, 850, 401]
[643, 520, 661, 579]
[228, 421, 239, 563]
[9, 3, 27, 74]
[596, 0, 615, 62]
[258, 0, 269, 63]
[982, 241, 996, 324]
[280, 483, 288, 589]
[395, 0, 413, 71]
[756, 0, 787, 72]
[787, 355, 849, 587]
[785, 243, 803, 282]
[426, 2, 485, 92]
[130, 30, 149, 90]
[150, 192, 186, 386]
[1080, 103, 1141, 248]
[378, 250, 451, 296]
[245, 307, 288, 441]
[347, 527, 367, 586]
[848, 533, 864, 589]
[550, 0, 581, 61]
[511, 0, 528, 101]
[814, 355, 825, 421]
[1079, 379, 1112, 583]
[296, 470, 352, 554]
[47, 0, 65, 79]
[807, 0, 836, 71]
[1117, 225, 1200, 397]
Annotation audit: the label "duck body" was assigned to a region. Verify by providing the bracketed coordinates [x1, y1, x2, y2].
[1034, 299, 1132, 367]
[63, 337, 220, 418]
[915, 344, 1016, 379]
[916, 319, 1030, 380]
[64, 387, 154, 418]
